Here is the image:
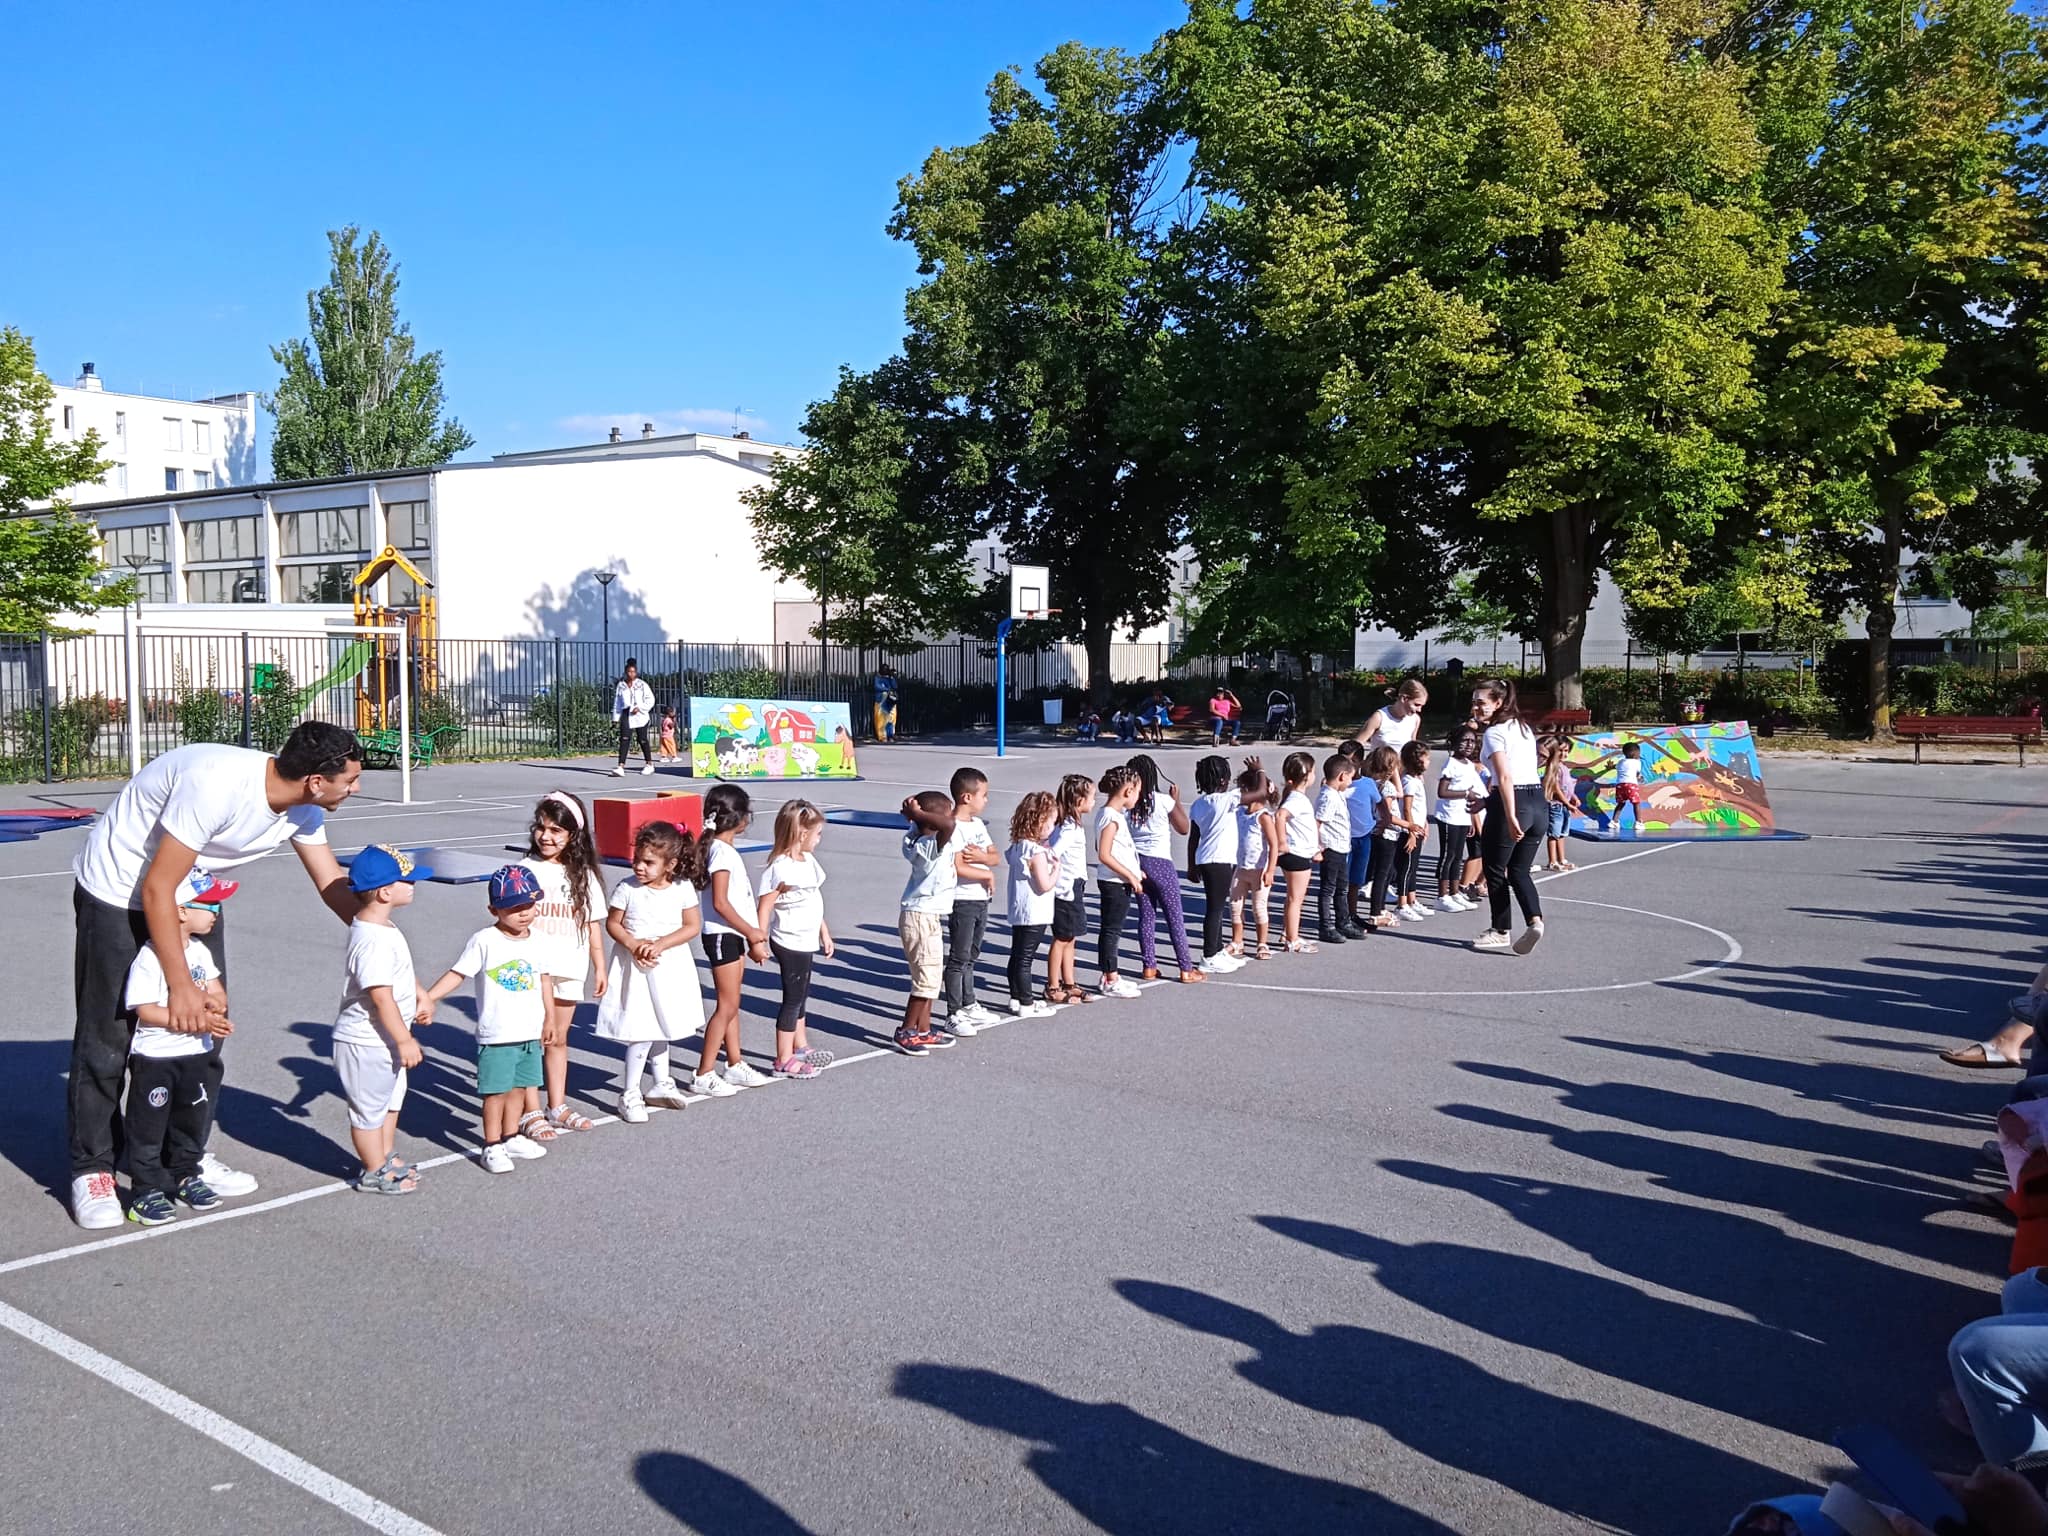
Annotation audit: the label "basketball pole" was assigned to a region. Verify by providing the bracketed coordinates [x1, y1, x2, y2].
[995, 616, 1015, 758]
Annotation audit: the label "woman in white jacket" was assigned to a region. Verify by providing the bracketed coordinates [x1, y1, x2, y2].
[610, 658, 657, 777]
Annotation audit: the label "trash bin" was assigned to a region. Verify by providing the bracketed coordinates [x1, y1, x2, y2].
[1042, 699, 1065, 729]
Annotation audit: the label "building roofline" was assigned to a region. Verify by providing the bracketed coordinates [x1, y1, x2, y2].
[491, 430, 794, 462]
[52, 382, 259, 409]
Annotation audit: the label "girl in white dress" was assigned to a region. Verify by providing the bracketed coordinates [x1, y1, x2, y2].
[519, 790, 607, 1139]
[597, 822, 705, 1123]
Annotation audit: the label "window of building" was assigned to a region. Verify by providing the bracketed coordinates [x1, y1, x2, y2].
[164, 418, 182, 451]
[1901, 562, 1953, 605]
[114, 411, 126, 441]
[184, 515, 260, 564]
[186, 567, 261, 604]
[193, 470, 213, 490]
[385, 499, 431, 551]
[192, 420, 211, 454]
[62, 405, 75, 430]
[115, 463, 127, 492]
[101, 525, 167, 567]
[277, 506, 368, 557]
[129, 571, 172, 603]
[164, 468, 181, 492]
[277, 562, 359, 604]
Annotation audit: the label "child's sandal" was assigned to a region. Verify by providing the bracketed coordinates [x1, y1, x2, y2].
[1254, 944, 1272, 960]
[516, 1111, 560, 1143]
[355, 1155, 418, 1195]
[545, 1102, 596, 1133]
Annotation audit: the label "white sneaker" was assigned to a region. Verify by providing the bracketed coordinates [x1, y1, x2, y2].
[70, 1171, 123, 1230]
[1513, 921, 1545, 956]
[1101, 976, 1142, 999]
[644, 1079, 690, 1111]
[1472, 929, 1512, 951]
[1217, 952, 1247, 971]
[721, 1062, 772, 1088]
[1025, 1000, 1058, 1018]
[197, 1153, 258, 1197]
[1400, 906, 1428, 922]
[692, 1071, 738, 1098]
[619, 1091, 650, 1124]
[948, 1012, 981, 1036]
[640, 763, 655, 776]
[481, 1143, 514, 1174]
[609, 765, 627, 777]
[962, 1003, 1001, 1026]
[1437, 895, 1463, 913]
[502, 1133, 548, 1160]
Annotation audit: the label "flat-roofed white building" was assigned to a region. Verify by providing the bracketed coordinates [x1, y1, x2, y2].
[46, 363, 259, 510]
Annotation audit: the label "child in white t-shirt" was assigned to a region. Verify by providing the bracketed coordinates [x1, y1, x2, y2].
[421, 865, 557, 1176]
[1187, 755, 1246, 972]
[1396, 740, 1434, 921]
[1005, 791, 1060, 1018]
[120, 870, 237, 1225]
[332, 845, 430, 1196]
[1274, 751, 1322, 953]
[519, 790, 608, 1140]
[598, 822, 705, 1122]
[1045, 774, 1097, 1007]
[756, 799, 837, 1078]
[1433, 730, 1486, 912]
[1229, 758, 1278, 959]
[941, 767, 1000, 1033]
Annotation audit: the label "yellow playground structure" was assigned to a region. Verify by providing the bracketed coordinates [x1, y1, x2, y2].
[352, 546, 439, 734]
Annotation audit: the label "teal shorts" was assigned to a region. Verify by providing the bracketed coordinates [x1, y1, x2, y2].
[476, 1039, 543, 1097]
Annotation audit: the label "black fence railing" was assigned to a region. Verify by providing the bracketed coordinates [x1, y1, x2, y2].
[0, 630, 1267, 783]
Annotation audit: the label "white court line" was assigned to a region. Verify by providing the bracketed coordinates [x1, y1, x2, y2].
[0, 1295, 443, 1534]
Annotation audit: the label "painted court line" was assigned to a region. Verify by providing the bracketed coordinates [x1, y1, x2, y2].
[0, 1295, 444, 1534]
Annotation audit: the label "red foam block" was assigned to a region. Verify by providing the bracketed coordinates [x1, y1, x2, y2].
[592, 794, 702, 863]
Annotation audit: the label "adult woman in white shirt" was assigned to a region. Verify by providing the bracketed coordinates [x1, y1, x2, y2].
[1354, 678, 1428, 752]
[1470, 679, 1545, 954]
[611, 658, 657, 777]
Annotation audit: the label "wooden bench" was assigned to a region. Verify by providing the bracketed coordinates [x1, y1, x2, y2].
[1895, 714, 2044, 765]
[1528, 708, 1591, 735]
[359, 725, 460, 770]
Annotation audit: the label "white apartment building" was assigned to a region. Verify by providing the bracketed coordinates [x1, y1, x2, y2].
[47, 364, 259, 523]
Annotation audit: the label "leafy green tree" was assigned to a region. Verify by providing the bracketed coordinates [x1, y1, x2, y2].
[1436, 575, 1522, 665]
[267, 226, 473, 481]
[741, 362, 979, 650]
[1169, 0, 1785, 708]
[885, 43, 1195, 695]
[0, 326, 128, 630]
[1744, 0, 2048, 732]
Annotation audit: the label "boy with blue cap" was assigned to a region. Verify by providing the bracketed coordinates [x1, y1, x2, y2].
[121, 867, 237, 1225]
[334, 844, 432, 1195]
[421, 864, 558, 1175]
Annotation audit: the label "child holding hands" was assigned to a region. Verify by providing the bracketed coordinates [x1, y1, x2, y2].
[597, 822, 705, 1122]
[758, 799, 837, 1078]
[332, 845, 430, 1196]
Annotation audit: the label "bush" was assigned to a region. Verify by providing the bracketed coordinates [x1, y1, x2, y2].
[693, 667, 779, 698]
[529, 679, 617, 752]
[172, 659, 238, 747]
[3, 694, 109, 779]
[250, 661, 303, 752]
[413, 690, 465, 741]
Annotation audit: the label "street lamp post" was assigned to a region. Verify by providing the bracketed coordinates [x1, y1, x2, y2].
[596, 571, 617, 678]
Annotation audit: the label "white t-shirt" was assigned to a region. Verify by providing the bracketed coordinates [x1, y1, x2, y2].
[701, 839, 757, 936]
[1314, 783, 1350, 850]
[450, 925, 549, 1045]
[613, 678, 654, 727]
[760, 853, 826, 951]
[947, 816, 995, 904]
[1049, 817, 1089, 897]
[1435, 758, 1485, 826]
[1365, 706, 1423, 750]
[1483, 720, 1541, 786]
[608, 877, 698, 944]
[1235, 805, 1270, 871]
[1618, 757, 1644, 785]
[520, 857, 607, 986]
[1189, 790, 1240, 866]
[900, 831, 958, 913]
[1007, 840, 1055, 926]
[1403, 773, 1428, 826]
[76, 744, 328, 909]
[1129, 791, 1178, 859]
[1279, 790, 1318, 859]
[334, 920, 419, 1048]
[1097, 806, 1138, 883]
[125, 937, 220, 1060]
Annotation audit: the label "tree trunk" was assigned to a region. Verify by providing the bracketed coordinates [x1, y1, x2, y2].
[1083, 617, 1113, 706]
[1294, 650, 1320, 726]
[1539, 508, 1592, 708]
[1866, 503, 1905, 738]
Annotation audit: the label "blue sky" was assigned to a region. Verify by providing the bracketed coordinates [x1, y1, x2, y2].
[1, 1, 1185, 459]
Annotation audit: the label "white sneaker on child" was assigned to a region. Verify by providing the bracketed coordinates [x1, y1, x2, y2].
[502, 1133, 548, 1160]
[643, 1079, 690, 1111]
[946, 1013, 980, 1037]
[198, 1153, 258, 1196]
[481, 1143, 514, 1174]
[961, 1004, 1000, 1026]
[721, 1062, 772, 1088]
[692, 1071, 739, 1098]
[619, 1091, 650, 1124]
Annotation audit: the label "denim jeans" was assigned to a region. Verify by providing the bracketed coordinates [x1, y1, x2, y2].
[943, 899, 990, 1013]
[1950, 1267, 2048, 1467]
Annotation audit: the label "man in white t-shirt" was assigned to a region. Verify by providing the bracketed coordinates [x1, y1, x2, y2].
[611, 659, 657, 777]
[67, 723, 365, 1229]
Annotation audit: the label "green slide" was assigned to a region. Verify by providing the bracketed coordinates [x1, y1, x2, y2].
[290, 640, 377, 708]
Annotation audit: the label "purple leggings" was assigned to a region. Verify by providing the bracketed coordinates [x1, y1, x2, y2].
[1135, 854, 1195, 973]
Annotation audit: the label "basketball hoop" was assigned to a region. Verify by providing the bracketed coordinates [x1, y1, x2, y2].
[997, 566, 1055, 757]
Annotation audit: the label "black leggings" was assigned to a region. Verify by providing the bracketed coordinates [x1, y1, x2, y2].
[1483, 784, 1546, 929]
[1197, 862, 1233, 957]
[1008, 924, 1045, 1004]
[1315, 847, 1349, 933]
[1435, 823, 1468, 891]
[617, 720, 652, 765]
[1364, 836, 1399, 917]
[1096, 879, 1133, 977]
[771, 942, 813, 1032]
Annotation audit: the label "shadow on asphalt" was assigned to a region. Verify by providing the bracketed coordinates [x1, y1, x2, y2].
[634, 1451, 818, 1532]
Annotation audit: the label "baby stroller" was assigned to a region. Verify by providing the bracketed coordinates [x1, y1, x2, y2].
[1263, 689, 1297, 741]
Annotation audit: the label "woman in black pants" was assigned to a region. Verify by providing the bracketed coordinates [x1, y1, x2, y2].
[1470, 678, 1545, 955]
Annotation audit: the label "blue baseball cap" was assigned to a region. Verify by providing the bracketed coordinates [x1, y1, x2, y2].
[349, 844, 433, 893]
[488, 864, 543, 910]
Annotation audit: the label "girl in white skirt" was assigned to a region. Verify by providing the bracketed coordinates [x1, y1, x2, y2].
[597, 821, 705, 1124]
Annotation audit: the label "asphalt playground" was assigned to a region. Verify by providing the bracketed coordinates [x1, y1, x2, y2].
[0, 741, 2039, 1535]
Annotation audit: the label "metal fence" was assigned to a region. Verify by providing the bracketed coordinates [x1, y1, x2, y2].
[0, 629, 1267, 783]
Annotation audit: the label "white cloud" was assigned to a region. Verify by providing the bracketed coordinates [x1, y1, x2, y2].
[555, 407, 772, 440]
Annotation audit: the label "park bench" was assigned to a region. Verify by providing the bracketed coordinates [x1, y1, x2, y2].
[1527, 708, 1592, 735]
[1895, 713, 2044, 766]
[358, 724, 461, 770]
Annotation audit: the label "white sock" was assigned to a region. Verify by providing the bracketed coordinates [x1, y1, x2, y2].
[622, 1042, 652, 1095]
[647, 1047, 673, 1085]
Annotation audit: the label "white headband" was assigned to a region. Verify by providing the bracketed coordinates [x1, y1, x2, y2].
[540, 790, 585, 829]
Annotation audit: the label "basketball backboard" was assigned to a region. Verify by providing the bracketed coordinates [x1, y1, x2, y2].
[1009, 563, 1050, 619]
